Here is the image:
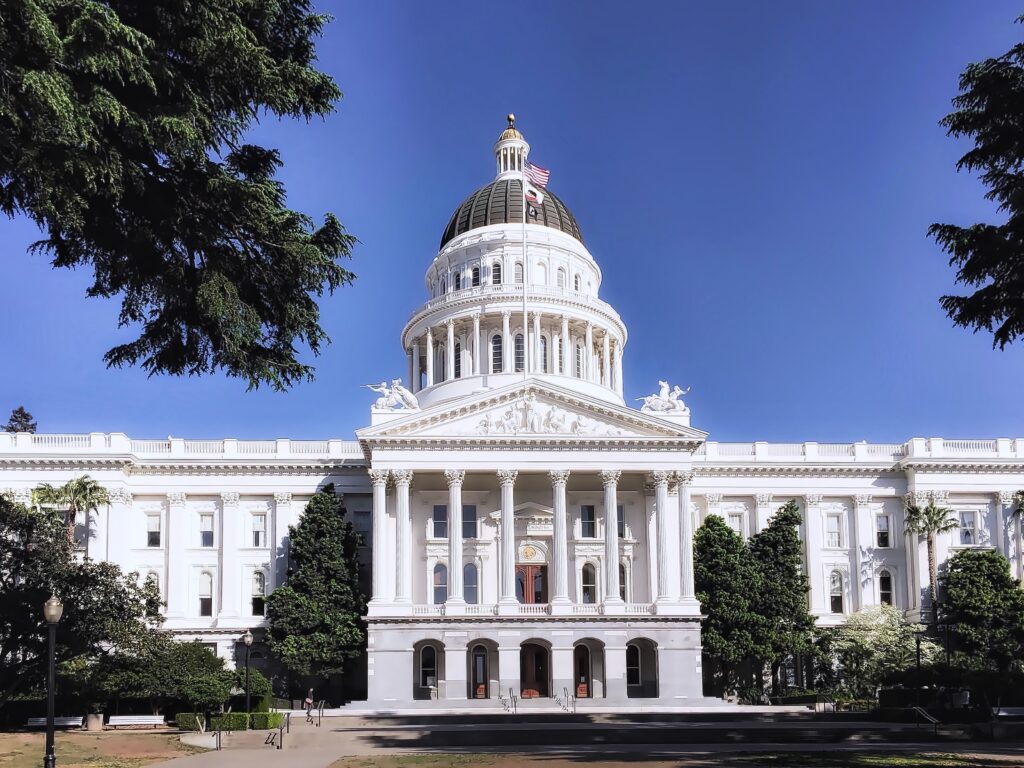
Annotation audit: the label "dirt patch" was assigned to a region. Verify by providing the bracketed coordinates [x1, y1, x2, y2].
[0, 731, 201, 768]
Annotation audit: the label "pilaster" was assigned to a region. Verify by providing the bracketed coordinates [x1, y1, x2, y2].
[165, 492, 187, 619]
[220, 492, 241, 618]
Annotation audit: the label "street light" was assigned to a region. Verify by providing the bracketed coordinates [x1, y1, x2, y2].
[242, 629, 254, 717]
[42, 595, 63, 768]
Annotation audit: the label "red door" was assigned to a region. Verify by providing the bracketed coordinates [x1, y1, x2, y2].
[515, 565, 548, 604]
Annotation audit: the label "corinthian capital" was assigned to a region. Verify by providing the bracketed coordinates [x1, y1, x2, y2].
[548, 469, 571, 486]
[167, 492, 187, 507]
[391, 469, 414, 486]
[274, 492, 292, 505]
[649, 470, 672, 487]
[675, 471, 695, 486]
[220, 492, 240, 506]
[444, 469, 466, 487]
[599, 470, 621, 487]
[108, 488, 133, 505]
[496, 469, 518, 487]
[804, 494, 822, 506]
[369, 469, 390, 486]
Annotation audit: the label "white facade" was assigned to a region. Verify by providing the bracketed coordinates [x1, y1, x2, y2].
[3, 119, 1024, 708]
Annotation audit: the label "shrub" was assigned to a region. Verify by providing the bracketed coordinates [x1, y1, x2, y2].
[175, 713, 203, 731]
[210, 712, 249, 731]
[250, 712, 284, 730]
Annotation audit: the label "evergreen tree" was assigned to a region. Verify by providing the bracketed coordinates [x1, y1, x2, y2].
[694, 514, 764, 696]
[0, 1, 356, 390]
[929, 13, 1024, 348]
[940, 549, 1024, 674]
[4, 407, 36, 433]
[748, 500, 815, 691]
[266, 485, 365, 689]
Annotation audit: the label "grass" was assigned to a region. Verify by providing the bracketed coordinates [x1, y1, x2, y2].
[0, 731, 203, 768]
[744, 755, 1016, 768]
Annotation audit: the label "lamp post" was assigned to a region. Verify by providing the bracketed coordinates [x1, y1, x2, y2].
[242, 629, 253, 716]
[42, 595, 63, 768]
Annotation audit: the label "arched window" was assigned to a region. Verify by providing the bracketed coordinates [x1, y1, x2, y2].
[464, 563, 479, 604]
[471, 644, 488, 698]
[146, 571, 160, 595]
[536, 263, 547, 285]
[829, 571, 844, 614]
[575, 345, 583, 378]
[199, 571, 213, 616]
[454, 341, 462, 379]
[557, 337, 563, 373]
[252, 571, 266, 616]
[514, 334, 525, 373]
[540, 336, 549, 373]
[879, 570, 893, 606]
[557, 268, 566, 288]
[471, 266, 481, 287]
[619, 564, 627, 601]
[492, 262, 502, 285]
[454, 272, 462, 291]
[514, 262, 524, 283]
[420, 646, 437, 688]
[433, 563, 448, 604]
[491, 335, 503, 373]
[626, 644, 641, 687]
[581, 563, 597, 604]
[573, 274, 581, 292]
[440, 279, 446, 294]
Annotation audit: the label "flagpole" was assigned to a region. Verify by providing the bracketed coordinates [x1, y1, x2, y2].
[521, 153, 529, 384]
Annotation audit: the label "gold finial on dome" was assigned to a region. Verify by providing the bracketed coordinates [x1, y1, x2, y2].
[499, 113, 523, 141]
[507, 113, 516, 128]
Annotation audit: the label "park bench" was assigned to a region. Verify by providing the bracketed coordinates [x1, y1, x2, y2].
[26, 717, 82, 728]
[107, 715, 166, 728]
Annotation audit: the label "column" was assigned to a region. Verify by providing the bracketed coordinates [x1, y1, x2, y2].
[497, 470, 518, 611]
[105, 487, 132, 565]
[406, 348, 413, 391]
[369, 470, 390, 604]
[411, 340, 420, 393]
[550, 470, 571, 610]
[994, 491, 1009, 560]
[677, 472, 698, 606]
[998, 491, 1021, 581]
[644, 480, 658, 603]
[426, 328, 434, 387]
[651, 472, 673, 603]
[272, 492, 291, 591]
[560, 315, 570, 375]
[602, 332, 611, 387]
[852, 494, 871, 611]
[472, 313, 481, 377]
[755, 493, 773, 533]
[393, 470, 414, 605]
[446, 320, 455, 381]
[803, 494, 824, 616]
[501, 311, 512, 374]
[904, 491, 928, 612]
[532, 312, 541, 373]
[601, 470, 622, 606]
[613, 339, 623, 397]
[165, 492, 187, 618]
[585, 323, 594, 381]
[445, 470, 465, 611]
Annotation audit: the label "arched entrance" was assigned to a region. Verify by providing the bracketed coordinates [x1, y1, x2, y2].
[573, 644, 591, 698]
[413, 640, 445, 700]
[626, 638, 659, 699]
[470, 644, 489, 699]
[520, 642, 550, 698]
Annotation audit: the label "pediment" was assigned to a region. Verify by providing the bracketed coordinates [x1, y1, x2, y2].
[357, 380, 707, 444]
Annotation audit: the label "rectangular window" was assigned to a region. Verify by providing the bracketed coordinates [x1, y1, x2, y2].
[959, 511, 976, 546]
[875, 515, 890, 548]
[617, 504, 626, 539]
[826, 514, 842, 548]
[462, 505, 477, 539]
[581, 505, 596, 538]
[252, 513, 266, 548]
[199, 513, 214, 548]
[727, 513, 743, 537]
[146, 515, 161, 548]
[433, 505, 448, 538]
[251, 596, 266, 616]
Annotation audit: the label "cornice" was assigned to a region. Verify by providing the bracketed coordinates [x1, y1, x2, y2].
[364, 615, 701, 625]
[902, 460, 1024, 474]
[694, 464, 903, 478]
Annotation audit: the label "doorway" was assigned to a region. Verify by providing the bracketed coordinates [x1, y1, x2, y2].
[520, 643, 549, 698]
[515, 565, 548, 604]
[470, 644, 489, 699]
[573, 644, 591, 698]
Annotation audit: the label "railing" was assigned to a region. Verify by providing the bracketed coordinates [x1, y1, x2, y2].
[131, 439, 171, 453]
[912, 705, 940, 737]
[518, 604, 549, 615]
[185, 440, 223, 454]
[466, 604, 498, 615]
[623, 603, 655, 615]
[30, 434, 92, 448]
[817, 443, 854, 457]
[572, 604, 601, 615]
[412, 605, 442, 616]
[944, 439, 998, 453]
[237, 440, 277, 454]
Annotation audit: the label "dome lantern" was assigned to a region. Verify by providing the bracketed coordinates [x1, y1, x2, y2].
[494, 113, 530, 180]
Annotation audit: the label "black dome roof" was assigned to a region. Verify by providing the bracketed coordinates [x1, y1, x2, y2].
[440, 178, 583, 249]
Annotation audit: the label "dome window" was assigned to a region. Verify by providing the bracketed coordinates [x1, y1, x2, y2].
[471, 266, 481, 287]
[492, 262, 502, 285]
[440, 279, 446, 294]
[514, 334, 525, 373]
[454, 341, 462, 379]
[514, 263, 524, 284]
[491, 335, 503, 373]
[454, 272, 462, 291]
[574, 274, 581, 292]
[557, 268, 566, 289]
[540, 336, 549, 373]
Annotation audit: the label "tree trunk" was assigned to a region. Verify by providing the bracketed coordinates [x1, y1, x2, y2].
[927, 534, 938, 628]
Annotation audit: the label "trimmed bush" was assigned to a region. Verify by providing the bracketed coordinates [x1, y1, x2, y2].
[210, 712, 249, 731]
[175, 713, 203, 731]
[250, 712, 284, 730]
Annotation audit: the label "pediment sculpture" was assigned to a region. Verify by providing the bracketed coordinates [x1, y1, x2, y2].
[476, 393, 625, 437]
[638, 380, 690, 415]
[364, 378, 420, 411]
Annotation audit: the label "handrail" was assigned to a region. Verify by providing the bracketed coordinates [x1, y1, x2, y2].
[509, 687, 518, 715]
[912, 706, 939, 737]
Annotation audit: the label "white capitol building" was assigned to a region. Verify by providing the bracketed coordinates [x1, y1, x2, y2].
[3, 118, 1024, 709]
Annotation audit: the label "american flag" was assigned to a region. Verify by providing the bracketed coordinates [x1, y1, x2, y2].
[525, 161, 550, 188]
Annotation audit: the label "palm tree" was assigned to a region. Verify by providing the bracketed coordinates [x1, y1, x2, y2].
[904, 499, 958, 627]
[33, 476, 110, 559]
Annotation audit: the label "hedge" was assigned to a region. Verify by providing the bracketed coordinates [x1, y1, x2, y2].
[210, 712, 249, 731]
[250, 712, 285, 730]
[175, 713, 203, 731]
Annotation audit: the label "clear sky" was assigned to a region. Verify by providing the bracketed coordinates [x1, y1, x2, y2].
[1, 1, 1022, 442]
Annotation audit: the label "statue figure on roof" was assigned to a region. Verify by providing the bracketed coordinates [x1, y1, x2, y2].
[638, 381, 690, 415]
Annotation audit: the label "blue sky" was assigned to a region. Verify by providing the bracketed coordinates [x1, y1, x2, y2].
[1, 1, 1022, 442]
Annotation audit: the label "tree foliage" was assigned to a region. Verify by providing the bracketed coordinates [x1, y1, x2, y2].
[940, 549, 1024, 674]
[0, 493, 160, 707]
[0, 1, 356, 390]
[4, 406, 36, 433]
[266, 485, 365, 683]
[694, 514, 765, 694]
[748, 500, 814, 679]
[33, 475, 109, 555]
[929, 14, 1024, 348]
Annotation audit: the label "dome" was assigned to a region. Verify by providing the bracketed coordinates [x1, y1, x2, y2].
[439, 178, 584, 249]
